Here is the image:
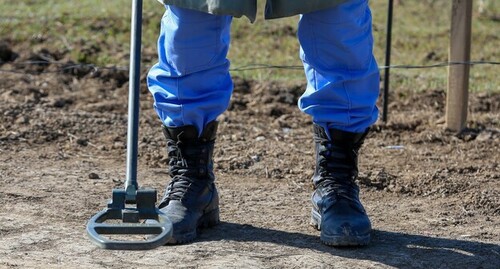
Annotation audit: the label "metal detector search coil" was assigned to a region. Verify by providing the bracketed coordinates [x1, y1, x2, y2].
[87, 189, 172, 250]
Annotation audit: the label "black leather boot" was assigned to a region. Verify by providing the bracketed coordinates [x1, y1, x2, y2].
[159, 121, 220, 244]
[310, 124, 371, 246]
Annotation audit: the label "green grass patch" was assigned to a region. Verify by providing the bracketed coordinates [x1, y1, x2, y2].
[1, 0, 498, 92]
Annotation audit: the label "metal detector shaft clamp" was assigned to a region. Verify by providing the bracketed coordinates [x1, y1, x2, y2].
[87, 0, 173, 250]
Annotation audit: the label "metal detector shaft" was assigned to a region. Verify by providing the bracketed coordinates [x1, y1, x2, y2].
[125, 0, 143, 200]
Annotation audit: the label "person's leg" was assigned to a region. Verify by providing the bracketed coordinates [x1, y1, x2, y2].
[298, 0, 379, 134]
[147, 6, 232, 244]
[148, 5, 233, 135]
[297, 0, 378, 246]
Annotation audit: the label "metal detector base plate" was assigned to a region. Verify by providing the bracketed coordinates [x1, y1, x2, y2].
[87, 188, 173, 250]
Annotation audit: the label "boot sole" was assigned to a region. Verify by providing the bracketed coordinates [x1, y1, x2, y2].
[311, 209, 371, 247]
[167, 207, 220, 245]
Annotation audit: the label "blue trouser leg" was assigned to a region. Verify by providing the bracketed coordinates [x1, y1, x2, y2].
[297, 0, 380, 134]
[147, 6, 233, 134]
[149, 2, 378, 135]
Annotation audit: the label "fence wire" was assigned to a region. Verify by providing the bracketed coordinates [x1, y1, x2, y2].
[0, 60, 498, 75]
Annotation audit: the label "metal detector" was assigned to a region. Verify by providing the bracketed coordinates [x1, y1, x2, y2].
[86, 0, 172, 250]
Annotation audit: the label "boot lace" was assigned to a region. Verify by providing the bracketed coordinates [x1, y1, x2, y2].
[316, 140, 360, 202]
[158, 139, 198, 208]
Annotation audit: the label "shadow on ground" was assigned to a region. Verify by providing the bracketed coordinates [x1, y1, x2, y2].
[198, 222, 500, 269]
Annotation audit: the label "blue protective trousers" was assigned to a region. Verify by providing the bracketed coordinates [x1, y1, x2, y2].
[147, 0, 380, 135]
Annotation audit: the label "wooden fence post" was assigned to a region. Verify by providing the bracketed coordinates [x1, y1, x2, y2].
[446, 0, 473, 132]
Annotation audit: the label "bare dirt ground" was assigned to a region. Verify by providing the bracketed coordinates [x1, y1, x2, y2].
[0, 42, 499, 269]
